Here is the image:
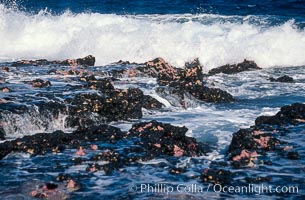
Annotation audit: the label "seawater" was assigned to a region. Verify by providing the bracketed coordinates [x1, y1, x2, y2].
[0, 0, 305, 199]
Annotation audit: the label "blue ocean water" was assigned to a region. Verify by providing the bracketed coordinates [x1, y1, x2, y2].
[9, 0, 305, 18]
[0, 0, 305, 199]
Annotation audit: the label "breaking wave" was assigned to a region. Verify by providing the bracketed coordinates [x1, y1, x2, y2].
[1, 4, 305, 69]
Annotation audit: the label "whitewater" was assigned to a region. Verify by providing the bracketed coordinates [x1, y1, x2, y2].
[1, 5, 305, 69]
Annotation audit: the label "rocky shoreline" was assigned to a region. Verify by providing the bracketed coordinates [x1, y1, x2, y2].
[0, 55, 304, 199]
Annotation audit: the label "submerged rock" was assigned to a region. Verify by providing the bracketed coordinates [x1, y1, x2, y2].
[202, 169, 232, 185]
[208, 60, 261, 75]
[30, 79, 52, 88]
[1, 87, 12, 92]
[2, 66, 9, 72]
[269, 75, 294, 83]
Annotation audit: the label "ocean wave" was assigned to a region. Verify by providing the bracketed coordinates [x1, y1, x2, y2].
[1, 5, 305, 69]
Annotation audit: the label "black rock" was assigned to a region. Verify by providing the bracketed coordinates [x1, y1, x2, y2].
[11, 55, 95, 67]
[142, 95, 164, 110]
[208, 60, 261, 75]
[157, 58, 234, 103]
[287, 151, 300, 160]
[76, 55, 95, 66]
[128, 120, 210, 158]
[30, 79, 52, 88]
[0, 124, 124, 160]
[269, 75, 294, 83]
[255, 103, 305, 126]
[71, 88, 144, 121]
[1, 87, 12, 92]
[202, 169, 232, 185]
[190, 85, 235, 103]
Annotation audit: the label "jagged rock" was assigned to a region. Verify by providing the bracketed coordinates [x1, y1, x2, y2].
[142, 95, 164, 110]
[227, 103, 305, 168]
[269, 75, 294, 83]
[208, 60, 261, 75]
[157, 59, 234, 103]
[73, 125, 124, 143]
[30, 79, 52, 88]
[80, 75, 115, 92]
[255, 103, 305, 126]
[128, 120, 210, 158]
[11, 59, 51, 67]
[190, 85, 234, 103]
[76, 55, 95, 66]
[71, 88, 144, 121]
[141, 57, 178, 78]
[105, 57, 179, 78]
[0, 124, 124, 159]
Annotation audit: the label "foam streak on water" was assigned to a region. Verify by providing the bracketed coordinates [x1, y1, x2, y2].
[1, 5, 305, 69]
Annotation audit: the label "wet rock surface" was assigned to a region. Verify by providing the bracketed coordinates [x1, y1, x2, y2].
[255, 103, 305, 126]
[1, 57, 305, 199]
[30, 79, 52, 88]
[70, 88, 144, 122]
[0, 120, 212, 181]
[142, 95, 164, 110]
[156, 58, 235, 103]
[11, 55, 95, 67]
[228, 103, 305, 167]
[128, 120, 210, 158]
[208, 59, 261, 75]
[269, 75, 294, 83]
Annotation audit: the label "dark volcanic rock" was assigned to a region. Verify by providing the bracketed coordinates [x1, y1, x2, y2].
[202, 169, 232, 185]
[190, 85, 234, 103]
[80, 75, 115, 92]
[228, 103, 305, 168]
[287, 151, 300, 160]
[30, 79, 52, 88]
[269, 75, 294, 83]
[141, 57, 178, 78]
[11, 55, 95, 67]
[104, 57, 178, 78]
[208, 60, 261, 75]
[255, 103, 305, 126]
[71, 88, 144, 121]
[142, 95, 164, 110]
[76, 55, 95, 66]
[73, 125, 124, 143]
[128, 120, 210, 158]
[0, 124, 124, 160]
[157, 58, 234, 103]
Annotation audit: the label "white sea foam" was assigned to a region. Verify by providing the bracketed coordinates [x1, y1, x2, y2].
[0, 6, 305, 69]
